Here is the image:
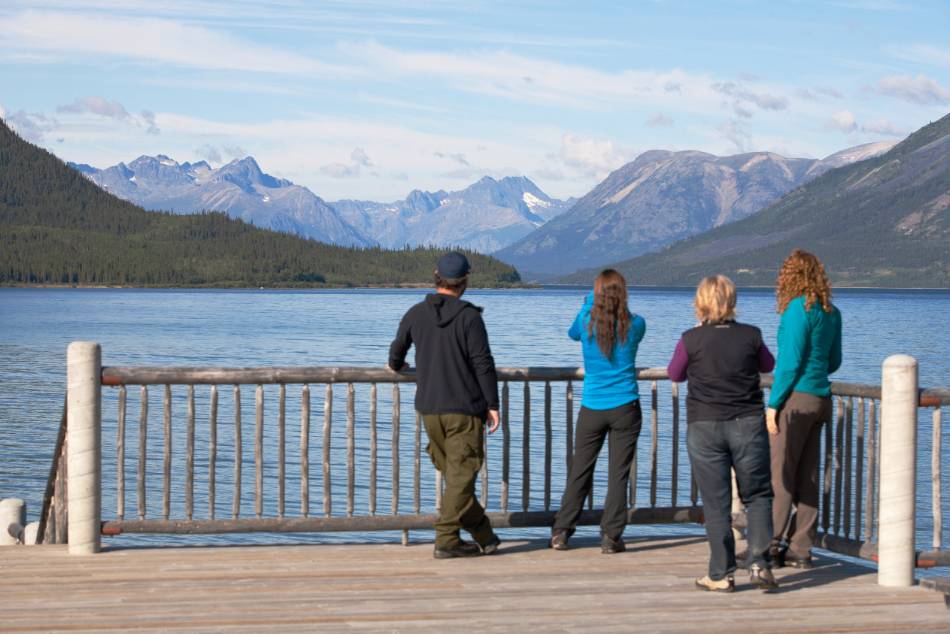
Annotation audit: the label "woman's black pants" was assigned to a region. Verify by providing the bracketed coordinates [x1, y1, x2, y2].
[552, 400, 642, 540]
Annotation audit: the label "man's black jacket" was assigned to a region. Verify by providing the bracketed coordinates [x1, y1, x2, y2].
[388, 293, 499, 417]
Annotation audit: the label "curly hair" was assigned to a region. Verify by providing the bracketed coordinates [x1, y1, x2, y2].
[776, 249, 833, 314]
[588, 269, 631, 358]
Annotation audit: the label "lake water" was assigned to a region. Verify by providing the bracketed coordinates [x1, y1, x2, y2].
[0, 287, 947, 552]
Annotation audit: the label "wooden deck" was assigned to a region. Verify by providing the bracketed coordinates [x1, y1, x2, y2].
[1, 535, 946, 632]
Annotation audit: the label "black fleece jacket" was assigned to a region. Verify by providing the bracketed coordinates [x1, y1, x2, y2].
[388, 293, 499, 417]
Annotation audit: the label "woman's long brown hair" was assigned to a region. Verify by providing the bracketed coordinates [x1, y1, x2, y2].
[588, 269, 631, 358]
[776, 249, 833, 313]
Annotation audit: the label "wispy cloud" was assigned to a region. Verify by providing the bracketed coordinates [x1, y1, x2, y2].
[321, 147, 375, 178]
[646, 112, 674, 127]
[885, 44, 950, 68]
[871, 74, 950, 105]
[57, 96, 159, 134]
[826, 110, 858, 133]
[2, 10, 357, 76]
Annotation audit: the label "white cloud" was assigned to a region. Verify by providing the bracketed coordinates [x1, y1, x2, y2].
[553, 133, 633, 179]
[872, 74, 950, 105]
[347, 41, 731, 112]
[57, 96, 160, 134]
[718, 120, 752, 152]
[886, 44, 950, 68]
[0, 103, 6, 120]
[827, 110, 858, 133]
[4, 110, 59, 143]
[711, 81, 789, 112]
[646, 112, 674, 127]
[860, 118, 906, 136]
[321, 147, 375, 178]
[3, 10, 355, 76]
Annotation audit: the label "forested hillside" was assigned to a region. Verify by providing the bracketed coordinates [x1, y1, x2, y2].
[0, 122, 521, 287]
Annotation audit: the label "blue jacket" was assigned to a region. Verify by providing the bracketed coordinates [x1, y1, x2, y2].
[569, 292, 646, 410]
[768, 295, 842, 409]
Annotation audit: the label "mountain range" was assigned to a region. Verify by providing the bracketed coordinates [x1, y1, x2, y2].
[495, 142, 895, 277]
[71, 157, 573, 253]
[332, 176, 574, 253]
[560, 114, 950, 288]
[69, 155, 369, 246]
[2, 120, 520, 288]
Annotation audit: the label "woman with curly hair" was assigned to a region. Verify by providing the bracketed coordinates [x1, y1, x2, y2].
[551, 269, 646, 553]
[767, 249, 842, 569]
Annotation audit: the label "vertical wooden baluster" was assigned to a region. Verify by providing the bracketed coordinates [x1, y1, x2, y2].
[301, 385, 310, 517]
[209, 386, 218, 520]
[255, 385, 264, 519]
[522, 381, 531, 512]
[501, 382, 510, 512]
[481, 424, 489, 508]
[117, 386, 126, 520]
[233, 386, 242, 519]
[650, 381, 658, 508]
[414, 412, 421, 515]
[690, 472, 698, 507]
[866, 400, 877, 541]
[392, 384, 400, 515]
[671, 383, 679, 508]
[843, 397, 853, 538]
[544, 381, 552, 511]
[186, 385, 195, 521]
[833, 396, 844, 535]
[933, 405, 943, 550]
[436, 469, 443, 513]
[278, 384, 286, 519]
[566, 380, 574, 473]
[821, 399, 833, 535]
[163, 385, 171, 521]
[138, 386, 147, 520]
[347, 383, 356, 518]
[323, 383, 333, 518]
[370, 384, 377, 516]
[55, 442, 67, 543]
[854, 398, 865, 541]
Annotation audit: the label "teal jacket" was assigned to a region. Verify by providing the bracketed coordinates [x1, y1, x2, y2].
[768, 295, 842, 409]
[569, 292, 647, 410]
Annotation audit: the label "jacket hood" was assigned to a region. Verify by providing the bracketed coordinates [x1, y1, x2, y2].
[425, 293, 481, 327]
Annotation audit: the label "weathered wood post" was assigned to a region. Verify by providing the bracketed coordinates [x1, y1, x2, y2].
[878, 354, 917, 587]
[0, 498, 25, 545]
[67, 342, 102, 555]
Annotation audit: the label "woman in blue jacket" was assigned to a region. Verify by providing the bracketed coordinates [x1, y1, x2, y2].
[767, 249, 842, 569]
[551, 269, 646, 553]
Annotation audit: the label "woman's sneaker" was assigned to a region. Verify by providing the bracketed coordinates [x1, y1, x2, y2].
[549, 530, 569, 550]
[749, 563, 779, 591]
[695, 575, 735, 592]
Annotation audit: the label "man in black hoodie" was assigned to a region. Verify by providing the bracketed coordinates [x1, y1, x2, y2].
[389, 251, 501, 559]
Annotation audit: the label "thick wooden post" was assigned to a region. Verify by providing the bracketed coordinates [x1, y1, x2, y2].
[878, 355, 917, 587]
[67, 341, 101, 555]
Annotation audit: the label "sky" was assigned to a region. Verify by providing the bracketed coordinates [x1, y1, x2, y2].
[1, 0, 948, 201]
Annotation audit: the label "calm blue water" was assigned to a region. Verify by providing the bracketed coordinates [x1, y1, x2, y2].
[0, 287, 947, 552]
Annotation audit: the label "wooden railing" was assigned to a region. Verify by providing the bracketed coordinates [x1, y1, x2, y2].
[93, 366, 701, 538]
[51, 343, 948, 584]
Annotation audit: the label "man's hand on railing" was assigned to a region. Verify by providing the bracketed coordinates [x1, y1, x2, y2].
[486, 409, 500, 434]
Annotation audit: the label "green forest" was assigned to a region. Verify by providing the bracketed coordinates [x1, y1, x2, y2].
[0, 122, 522, 288]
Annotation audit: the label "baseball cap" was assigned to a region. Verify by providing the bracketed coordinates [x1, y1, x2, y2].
[436, 251, 471, 278]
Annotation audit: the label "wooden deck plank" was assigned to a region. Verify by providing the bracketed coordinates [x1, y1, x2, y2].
[0, 537, 945, 633]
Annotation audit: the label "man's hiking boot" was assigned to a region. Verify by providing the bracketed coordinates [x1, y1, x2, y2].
[433, 540, 482, 559]
[750, 563, 779, 591]
[694, 575, 735, 592]
[549, 530, 569, 550]
[600, 534, 626, 554]
[480, 535, 502, 555]
[784, 552, 814, 569]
